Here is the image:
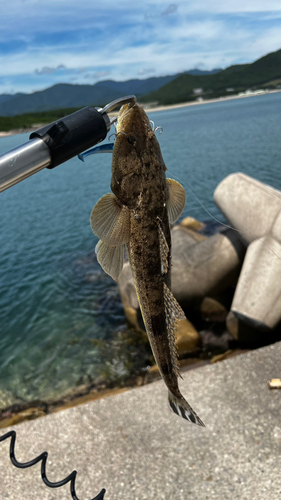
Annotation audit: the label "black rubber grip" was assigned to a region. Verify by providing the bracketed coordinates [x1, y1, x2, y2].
[30, 107, 108, 169]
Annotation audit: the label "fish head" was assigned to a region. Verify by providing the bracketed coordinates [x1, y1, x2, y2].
[116, 103, 151, 148]
[111, 103, 155, 208]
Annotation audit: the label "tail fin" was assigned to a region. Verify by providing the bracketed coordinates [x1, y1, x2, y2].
[168, 391, 205, 426]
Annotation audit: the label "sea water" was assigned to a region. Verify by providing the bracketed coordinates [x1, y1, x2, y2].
[0, 92, 281, 406]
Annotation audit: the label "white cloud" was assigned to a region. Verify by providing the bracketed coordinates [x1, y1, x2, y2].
[34, 64, 66, 75]
[0, 0, 280, 94]
[140, 0, 281, 13]
[138, 68, 156, 75]
[187, 0, 281, 13]
[247, 26, 281, 58]
[24, 0, 281, 11]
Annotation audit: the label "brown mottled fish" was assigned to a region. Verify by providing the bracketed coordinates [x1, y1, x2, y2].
[90, 103, 204, 426]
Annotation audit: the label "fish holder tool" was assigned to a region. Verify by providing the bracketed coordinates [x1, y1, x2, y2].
[0, 429, 106, 499]
[0, 95, 136, 192]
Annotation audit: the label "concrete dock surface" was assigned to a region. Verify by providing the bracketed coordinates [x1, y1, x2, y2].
[0, 342, 281, 500]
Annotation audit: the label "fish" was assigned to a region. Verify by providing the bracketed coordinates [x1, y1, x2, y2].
[90, 103, 204, 426]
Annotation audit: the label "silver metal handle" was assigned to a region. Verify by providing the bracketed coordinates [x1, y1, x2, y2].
[0, 138, 51, 193]
[0, 95, 137, 194]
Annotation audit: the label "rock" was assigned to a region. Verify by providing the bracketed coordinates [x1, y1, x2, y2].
[145, 364, 160, 384]
[179, 216, 206, 232]
[0, 389, 18, 411]
[226, 310, 270, 343]
[118, 262, 138, 309]
[174, 319, 201, 354]
[123, 306, 143, 332]
[172, 224, 206, 245]
[149, 364, 159, 375]
[171, 227, 245, 307]
[12, 407, 46, 422]
[200, 297, 228, 322]
[200, 329, 234, 353]
[118, 261, 139, 325]
[226, 311, 243, 340]
[0, 407, 47, 429]
[210, 349, 249, 364]
[118, 264, 147, 335]
[210, 350, 234, 363]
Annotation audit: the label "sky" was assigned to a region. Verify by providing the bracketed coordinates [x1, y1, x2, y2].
[0, 0, 281, 95]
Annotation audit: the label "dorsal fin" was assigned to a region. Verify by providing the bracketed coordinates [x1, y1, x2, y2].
[166, 178, 186, 224]
[90, 193, 130, 246]
[95, 240, 124, 281]
[163, 282, 186, 378]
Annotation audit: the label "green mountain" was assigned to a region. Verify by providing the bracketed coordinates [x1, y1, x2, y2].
[0, 83, 125, 117]
[0, 71, 222, 117]
[0, 108, 81, 132]
[0, 93, 25, 104]
[140, 49, 281, 105]
[0, 48, 279, 123]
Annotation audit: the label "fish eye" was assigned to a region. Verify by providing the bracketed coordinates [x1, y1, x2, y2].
[127, 134, 137, 146]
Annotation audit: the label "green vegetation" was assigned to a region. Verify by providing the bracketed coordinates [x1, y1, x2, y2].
[0, 107, 81, 132]
[140, 49, 281, 105]
[1, 49, 280, 131]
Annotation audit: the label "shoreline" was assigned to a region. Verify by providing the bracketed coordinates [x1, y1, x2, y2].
[0, 350, 248, 429]
[0, 89, 280, 137]
[144, 88, 281, 114]
[0, 357, 217, 429]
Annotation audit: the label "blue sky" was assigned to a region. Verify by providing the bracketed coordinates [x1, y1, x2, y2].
[0, 0, 281, 94]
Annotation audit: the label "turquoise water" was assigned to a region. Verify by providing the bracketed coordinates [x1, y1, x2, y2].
[1, 93, 281, 406]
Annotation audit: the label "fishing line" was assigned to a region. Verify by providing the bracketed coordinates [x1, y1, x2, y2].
[0, 430, 106, 500]
[169, 170, 281, 262]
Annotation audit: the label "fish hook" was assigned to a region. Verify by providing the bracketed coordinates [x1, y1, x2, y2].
[154, 126, 163, 135]
[149, 120, 163, 135]
[108, 133, 117, 142]
[108, 131, 128, 141]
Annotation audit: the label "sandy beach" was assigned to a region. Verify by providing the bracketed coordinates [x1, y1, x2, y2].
[0, 90, 280, 137]
[144, 88, 281, 114]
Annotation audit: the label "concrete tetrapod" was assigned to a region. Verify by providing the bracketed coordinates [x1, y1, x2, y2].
[214, 173, 281, 337]
[118, 225, 245, 312]
[213, 172, 281, 244]
[171, 226, 245, 308]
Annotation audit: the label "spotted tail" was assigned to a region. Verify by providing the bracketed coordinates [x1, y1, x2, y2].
[168, 391, 205, 426]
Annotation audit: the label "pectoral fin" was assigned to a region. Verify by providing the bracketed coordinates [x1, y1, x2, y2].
[95, 240, 124, 281]
[163, 283, 186, 378]
[166, 178, 186, 224]
[90, 193, 130, 246]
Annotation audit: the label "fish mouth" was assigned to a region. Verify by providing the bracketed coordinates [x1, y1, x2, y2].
[116, 103, 136, 133]
[101, 95, 136, 127]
